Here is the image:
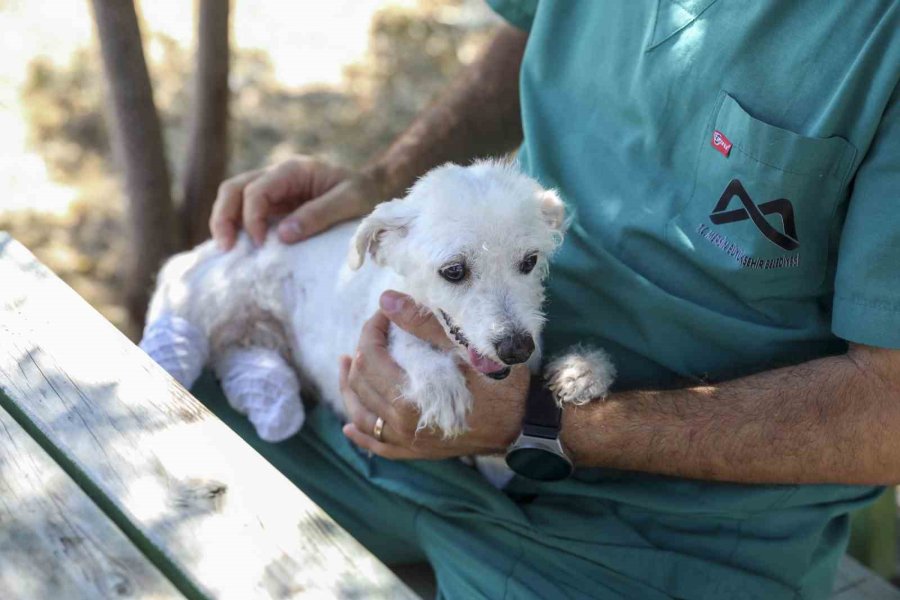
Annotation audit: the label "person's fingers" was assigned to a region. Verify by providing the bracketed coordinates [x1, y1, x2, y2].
[339, 355, 381, 438]
[209, 169, 264, 249]
[341, 354, 399, 440]
[342, 423, 483, 459]
[353, 314, 408, 400]
[341, 424, 422, 460]
[357, 310, 397, 353]
[209, 157, 363, 248]
[340, 355, 418, 456]
[379, 291, 455, 350]
[277, 178, 370, 243]
[242, 162, 310, 246]
[348, 349, 421, 441]
[350, 314, 432, 440]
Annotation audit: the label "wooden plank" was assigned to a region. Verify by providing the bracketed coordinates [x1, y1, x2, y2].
[0, 234, 414, 600]
[0, 402, 182, 599]
[833, 557, 900, 599]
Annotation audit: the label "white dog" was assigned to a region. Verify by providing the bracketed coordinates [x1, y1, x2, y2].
[140, 160, 615, 454]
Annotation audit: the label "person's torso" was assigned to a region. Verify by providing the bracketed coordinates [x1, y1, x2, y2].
[509, 3, 897, 596]
[518, 0, 897, 388]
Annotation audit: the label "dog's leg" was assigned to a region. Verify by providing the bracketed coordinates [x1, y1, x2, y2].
[208, 305, 304, 442]
[388, 325, 472, 437]
[213, 347, 305, 442]
[140, 313, 209, 388]
[544, 347, 616, 406]
[141, 246, 218, 388]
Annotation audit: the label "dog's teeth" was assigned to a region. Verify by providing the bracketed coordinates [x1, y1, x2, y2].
[438, 308, 470, 348]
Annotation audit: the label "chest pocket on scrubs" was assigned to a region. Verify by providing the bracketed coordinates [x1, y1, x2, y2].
[668, 91, 856, 302]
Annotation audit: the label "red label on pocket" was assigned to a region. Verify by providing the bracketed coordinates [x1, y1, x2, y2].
[711, 130, 733, 157]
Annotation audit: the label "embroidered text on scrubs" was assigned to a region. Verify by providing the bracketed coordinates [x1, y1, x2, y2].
[696, 224, 801, 270]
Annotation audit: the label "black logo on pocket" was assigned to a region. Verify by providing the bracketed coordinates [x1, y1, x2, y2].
[709, 179, 799, 251]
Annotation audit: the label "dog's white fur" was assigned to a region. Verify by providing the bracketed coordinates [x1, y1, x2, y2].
[143, 160, 615, 459]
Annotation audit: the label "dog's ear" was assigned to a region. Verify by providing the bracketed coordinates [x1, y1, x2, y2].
[539, 189, 567, 233]
[348, 199, 414, 270]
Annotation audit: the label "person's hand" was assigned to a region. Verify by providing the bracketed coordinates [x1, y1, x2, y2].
[209, 156, 384, 249]
[340, 291, 529, 459]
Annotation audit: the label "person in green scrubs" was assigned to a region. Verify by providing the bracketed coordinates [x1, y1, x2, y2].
[202, 1, 900, 597]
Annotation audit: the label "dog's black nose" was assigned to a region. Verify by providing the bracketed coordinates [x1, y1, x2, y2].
[494, 332, 535, 365]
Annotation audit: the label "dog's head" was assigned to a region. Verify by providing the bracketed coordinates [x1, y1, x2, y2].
[349, 160, 566, 379]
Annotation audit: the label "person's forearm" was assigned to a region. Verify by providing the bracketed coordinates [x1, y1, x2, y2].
[362, 24, 527, 200]
[561, 344, 900, 485]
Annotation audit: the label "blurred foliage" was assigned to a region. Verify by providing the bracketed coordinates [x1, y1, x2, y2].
[22, 49, 110, 183]
[4, 0, 496, 338]
[22, 0, 495, 182]
[0, 178, 132, 334]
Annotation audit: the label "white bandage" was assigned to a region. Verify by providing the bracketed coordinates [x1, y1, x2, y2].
[140, 314, 209, 389]
[214, 347, 305, 443]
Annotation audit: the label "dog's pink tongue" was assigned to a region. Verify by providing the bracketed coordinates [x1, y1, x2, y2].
[468, 347, 504, 374]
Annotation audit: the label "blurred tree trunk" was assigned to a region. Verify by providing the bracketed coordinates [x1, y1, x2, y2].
[181, 0, 231, 247]
[89, 0, 176, 328]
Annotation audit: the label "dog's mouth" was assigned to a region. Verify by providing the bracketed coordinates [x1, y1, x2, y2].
[439, 310, 511, 380]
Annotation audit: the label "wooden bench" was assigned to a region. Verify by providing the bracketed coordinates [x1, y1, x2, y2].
[0, 232, 413, 598]
[0, 232, 897, 599]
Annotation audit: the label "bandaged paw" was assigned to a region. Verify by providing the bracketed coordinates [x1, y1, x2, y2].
[214, 347, 304, 442]
[140, 314, 209, 388]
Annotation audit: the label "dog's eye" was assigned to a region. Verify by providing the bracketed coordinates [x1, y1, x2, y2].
[439, 262, 467, 283]
[519, 252, 538, 274]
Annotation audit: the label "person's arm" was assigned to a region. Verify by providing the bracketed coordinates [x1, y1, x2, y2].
[341, 293, 900, 486]
[562, 343, 900, 485]
[362, 23, 527, 209]
[210, 24, 527, 248]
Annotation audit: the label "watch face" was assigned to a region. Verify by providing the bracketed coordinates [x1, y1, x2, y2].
[506, 446, 574, 482]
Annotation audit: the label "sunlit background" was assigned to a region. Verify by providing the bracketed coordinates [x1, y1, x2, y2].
[0, 0, 496, 337]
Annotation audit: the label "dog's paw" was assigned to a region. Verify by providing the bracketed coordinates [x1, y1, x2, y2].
[403, 359, 472, 437]
[388, 324, 473, 436]
[545, 347, 616, 406]
[140, 314, 209, 388]
[214, 347, 305, 442]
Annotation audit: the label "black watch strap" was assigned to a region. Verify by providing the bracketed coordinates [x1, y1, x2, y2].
[522, 375, 562, 440]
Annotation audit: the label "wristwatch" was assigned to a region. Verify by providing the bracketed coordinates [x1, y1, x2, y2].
[505, 375, 574, 481]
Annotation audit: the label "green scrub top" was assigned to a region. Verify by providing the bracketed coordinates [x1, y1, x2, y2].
[486, 0, 900, 596]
